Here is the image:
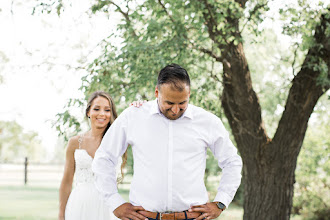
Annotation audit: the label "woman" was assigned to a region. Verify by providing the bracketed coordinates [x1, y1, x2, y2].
[58, 91, 130, 220]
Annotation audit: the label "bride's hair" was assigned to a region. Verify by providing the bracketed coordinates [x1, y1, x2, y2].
[85, 91, 128, 183]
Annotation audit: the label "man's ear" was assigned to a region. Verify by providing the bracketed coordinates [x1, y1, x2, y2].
[155, 85, 159, 98]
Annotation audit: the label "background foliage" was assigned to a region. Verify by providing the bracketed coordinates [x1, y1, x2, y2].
[292, 97, 330, 219]
[46, 0, 329, 218]
[0, 120, 45, 162]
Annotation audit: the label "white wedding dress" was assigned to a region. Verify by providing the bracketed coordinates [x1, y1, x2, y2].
[65, 136, 114, 220]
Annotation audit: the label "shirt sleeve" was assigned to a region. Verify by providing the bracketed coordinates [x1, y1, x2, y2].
[208, 118, 243, 208]
[92, 109, 130, 212]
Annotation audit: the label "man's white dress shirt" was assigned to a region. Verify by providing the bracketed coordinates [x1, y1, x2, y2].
[92, 99, 242, 213]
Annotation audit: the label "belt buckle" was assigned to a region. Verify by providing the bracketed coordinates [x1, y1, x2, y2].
[160, 211, 174, 220]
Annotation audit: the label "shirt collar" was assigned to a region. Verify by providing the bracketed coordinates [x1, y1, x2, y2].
[149, 99, 161, 115]
[182, 104, 193, 119]
[149, 98, 193, 120]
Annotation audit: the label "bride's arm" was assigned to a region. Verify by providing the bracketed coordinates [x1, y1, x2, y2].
[58, 137, 77, 220]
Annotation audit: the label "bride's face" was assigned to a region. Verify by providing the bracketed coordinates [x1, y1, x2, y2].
[87, 96, 112, 129]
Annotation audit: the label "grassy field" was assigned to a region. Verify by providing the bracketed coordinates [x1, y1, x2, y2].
[0, 164, 304, 220]
[0, 186, 59, 220]
[0, 185, 303, 220]
[0, 185, 243, 220]
[0, 164, 243, 220]
[0, 185, 130, 220]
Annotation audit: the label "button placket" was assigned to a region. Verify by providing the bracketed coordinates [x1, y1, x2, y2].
[167, 120, 173, 210]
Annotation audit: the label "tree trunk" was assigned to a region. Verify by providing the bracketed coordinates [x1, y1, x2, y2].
[242, 152, 296, 219]
[220, 11, 329, 220]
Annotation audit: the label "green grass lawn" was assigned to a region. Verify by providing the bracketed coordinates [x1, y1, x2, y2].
[0, 185, 242, 220]
[0, 186, 59, 220]
[0, 185, 302, 220]
[0, 185, 129, 220]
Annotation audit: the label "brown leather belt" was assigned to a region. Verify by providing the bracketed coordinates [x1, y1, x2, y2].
[138, 210, 202, 220]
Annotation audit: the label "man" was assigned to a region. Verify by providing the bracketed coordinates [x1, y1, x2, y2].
[92, 64, 242, 220]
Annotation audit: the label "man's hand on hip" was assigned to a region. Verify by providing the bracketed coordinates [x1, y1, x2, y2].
[188, 202, 222, 220]
[113, 203, 147, 220]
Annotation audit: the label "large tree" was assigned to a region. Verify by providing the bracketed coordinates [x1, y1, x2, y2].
[0, 120, 44, 162]
[50, 0, 329, 219]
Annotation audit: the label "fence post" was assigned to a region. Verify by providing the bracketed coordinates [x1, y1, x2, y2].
[24, 157, 28, 185]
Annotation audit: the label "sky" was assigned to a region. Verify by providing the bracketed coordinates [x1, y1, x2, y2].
[0, 0, 120, 158]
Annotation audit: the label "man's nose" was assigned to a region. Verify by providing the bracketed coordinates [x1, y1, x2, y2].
[171, 105, 180, 114]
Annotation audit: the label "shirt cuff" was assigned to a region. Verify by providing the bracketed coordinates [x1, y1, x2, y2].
[213, 191, 232, 208]
[105, 192, 127, 213]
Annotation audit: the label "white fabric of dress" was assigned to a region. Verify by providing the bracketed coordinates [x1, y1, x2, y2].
[65, 135, 113, 220]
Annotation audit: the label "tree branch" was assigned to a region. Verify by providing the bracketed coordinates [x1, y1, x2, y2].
[198, 47, 223, 62]
[235, 0, 248, 8]
[240, 2, 268, 33]
[108, 1, 137, 37]
[199, 0, 231, 49]
[157, 0, 224, 62]
[157, 0, 175, 24]
[273, 10, 330, 158]
[291, 42, 299, 77]
[108, 1, 128, 20]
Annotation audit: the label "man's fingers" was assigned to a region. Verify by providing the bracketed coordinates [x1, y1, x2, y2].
[126, 213, 145, 220]
[129, 210, 147, 220]
[133, 206, 145, 211]
[189, 207, 207, 213]
[195, 212, 208, 220]
[190, 205, 204, 209]
[189, 205, 204, 212]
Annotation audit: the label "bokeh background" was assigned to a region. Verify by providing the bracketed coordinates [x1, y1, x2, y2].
[0, 0, 329, 219]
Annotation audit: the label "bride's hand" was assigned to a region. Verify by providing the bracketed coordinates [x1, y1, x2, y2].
[130, 100, 147, 108]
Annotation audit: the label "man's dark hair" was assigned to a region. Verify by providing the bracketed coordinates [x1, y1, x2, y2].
[157, 64, 190, 91]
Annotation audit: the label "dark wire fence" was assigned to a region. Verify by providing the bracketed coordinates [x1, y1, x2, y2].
[0, 158, 132, 189]
[0, 157, 64, 188]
